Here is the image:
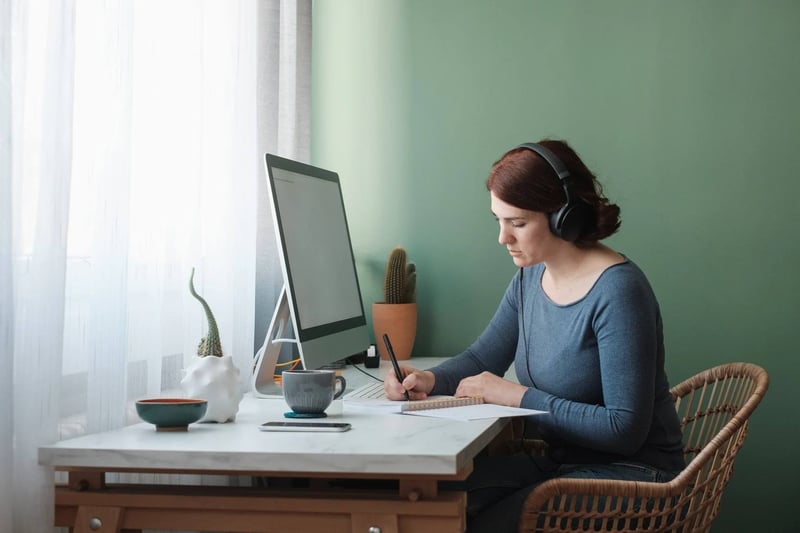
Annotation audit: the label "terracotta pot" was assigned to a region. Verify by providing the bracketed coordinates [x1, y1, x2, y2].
[372, 302, 417, 360]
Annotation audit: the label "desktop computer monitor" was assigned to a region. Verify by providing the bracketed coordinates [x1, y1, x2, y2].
[252, 154, 370, 396]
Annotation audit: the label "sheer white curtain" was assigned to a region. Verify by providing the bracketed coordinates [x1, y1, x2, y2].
[0, 1, 311, 531]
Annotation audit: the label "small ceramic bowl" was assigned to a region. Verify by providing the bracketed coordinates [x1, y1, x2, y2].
[135, 398, 208, 431]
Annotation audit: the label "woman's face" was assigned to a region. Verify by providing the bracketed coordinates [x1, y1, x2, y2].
[491, 192, 556, 268]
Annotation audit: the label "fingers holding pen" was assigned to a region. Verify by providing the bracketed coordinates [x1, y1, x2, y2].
[384, 367, 434, 401]
[384, 365, 413, 400]
[399, 369, 429, 401]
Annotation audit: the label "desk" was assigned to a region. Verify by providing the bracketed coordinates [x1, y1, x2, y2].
[38, 358, 510, 533]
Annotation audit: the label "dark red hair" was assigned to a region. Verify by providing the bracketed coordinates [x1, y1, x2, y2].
[486, 139, 621, 246]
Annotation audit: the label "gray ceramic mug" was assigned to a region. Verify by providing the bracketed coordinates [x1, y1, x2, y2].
[282, 370, 347, 415]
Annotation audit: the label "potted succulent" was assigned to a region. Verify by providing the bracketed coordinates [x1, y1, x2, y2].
[179, 267, 243, 422]
[372, 247, 417, 360]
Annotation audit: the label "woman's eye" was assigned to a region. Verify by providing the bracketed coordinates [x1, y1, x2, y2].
[511, 222, 525, 228]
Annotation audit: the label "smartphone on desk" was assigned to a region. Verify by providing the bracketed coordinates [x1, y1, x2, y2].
[259, 421, 352, 432]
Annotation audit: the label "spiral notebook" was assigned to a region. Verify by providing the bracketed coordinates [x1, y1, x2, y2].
[399, 396, 484, 412]
[346, 394, 545, 420]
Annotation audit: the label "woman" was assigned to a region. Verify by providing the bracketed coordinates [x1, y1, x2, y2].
[384, 140, 685, 532]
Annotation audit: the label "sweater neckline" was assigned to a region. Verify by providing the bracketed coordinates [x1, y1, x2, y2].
[535, 257, 630, 308]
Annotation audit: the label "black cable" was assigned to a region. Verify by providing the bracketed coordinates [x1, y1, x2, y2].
[519, 267, 555, 465]
[519, 267, 537, 388]
[345, 358, 383, 382]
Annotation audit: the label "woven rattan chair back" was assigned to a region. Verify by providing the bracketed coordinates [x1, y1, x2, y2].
[518, 362, 769, 533]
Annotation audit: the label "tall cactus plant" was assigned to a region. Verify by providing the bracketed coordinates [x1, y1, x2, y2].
[383, 247, 416, 304]
[189, 267, 223, 357]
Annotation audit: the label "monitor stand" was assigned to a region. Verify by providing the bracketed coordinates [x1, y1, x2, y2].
[251, 286, 298, 398]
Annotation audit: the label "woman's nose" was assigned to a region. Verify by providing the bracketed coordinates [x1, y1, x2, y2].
[498, 226, 513, 245]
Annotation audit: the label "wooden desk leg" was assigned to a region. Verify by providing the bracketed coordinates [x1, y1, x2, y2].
[72, 506, 124, 533]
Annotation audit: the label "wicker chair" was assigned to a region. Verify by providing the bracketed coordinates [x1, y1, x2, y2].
[517, 362, 769, 533]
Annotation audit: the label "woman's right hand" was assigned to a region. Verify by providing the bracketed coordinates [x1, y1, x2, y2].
[384, 367, 435, 400]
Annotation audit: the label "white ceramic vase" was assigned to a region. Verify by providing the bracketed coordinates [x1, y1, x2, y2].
[180, 355, 243, 423]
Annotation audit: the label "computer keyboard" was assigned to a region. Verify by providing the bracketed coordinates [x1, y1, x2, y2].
[343, 380, 386, 400]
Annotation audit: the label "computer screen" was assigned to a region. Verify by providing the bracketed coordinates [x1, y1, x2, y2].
[252, 154, 369, 396]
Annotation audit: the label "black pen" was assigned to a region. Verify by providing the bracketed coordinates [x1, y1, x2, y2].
[383, 333, 410, 400]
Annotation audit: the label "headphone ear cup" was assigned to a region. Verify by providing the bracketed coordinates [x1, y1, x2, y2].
[550, 201, 590, 242]
[549, 207, 568, 239]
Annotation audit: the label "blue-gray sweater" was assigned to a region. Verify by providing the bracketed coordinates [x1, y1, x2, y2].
[430, 259, 685, 471]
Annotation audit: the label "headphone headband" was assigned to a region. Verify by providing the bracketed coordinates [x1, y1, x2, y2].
[515, 142, 571, 183]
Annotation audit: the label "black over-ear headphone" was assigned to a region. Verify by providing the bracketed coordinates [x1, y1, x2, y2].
[515, 142, 590, 242]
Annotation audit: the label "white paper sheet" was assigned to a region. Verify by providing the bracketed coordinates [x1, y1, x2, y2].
[402, 403, 546, 421]
[344, 397, 546, 420]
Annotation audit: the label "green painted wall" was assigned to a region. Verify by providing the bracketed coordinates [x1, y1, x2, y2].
[312, 1, 799, 530]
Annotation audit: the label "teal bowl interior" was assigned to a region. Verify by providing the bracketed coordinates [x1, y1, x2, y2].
[135, 398, 208, 431]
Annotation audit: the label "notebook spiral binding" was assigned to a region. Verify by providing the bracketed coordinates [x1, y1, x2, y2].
[400, 396, 484, 412]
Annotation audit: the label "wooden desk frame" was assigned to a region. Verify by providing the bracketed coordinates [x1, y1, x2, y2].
[55, 465, 475, 533]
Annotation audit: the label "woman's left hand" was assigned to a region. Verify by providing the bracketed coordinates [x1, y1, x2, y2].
[454, 371, 527, 407]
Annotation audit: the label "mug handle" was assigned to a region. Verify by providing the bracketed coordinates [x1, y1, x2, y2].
[333, 375, 347, 399]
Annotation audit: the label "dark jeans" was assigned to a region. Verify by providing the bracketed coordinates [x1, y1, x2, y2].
[443, 454, 680, 533]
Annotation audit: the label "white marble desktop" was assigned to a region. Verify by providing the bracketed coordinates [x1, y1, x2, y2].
[38, 358, 508, 477]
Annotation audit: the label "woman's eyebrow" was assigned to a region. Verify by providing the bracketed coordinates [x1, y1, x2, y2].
[492, 212, 525, 221]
